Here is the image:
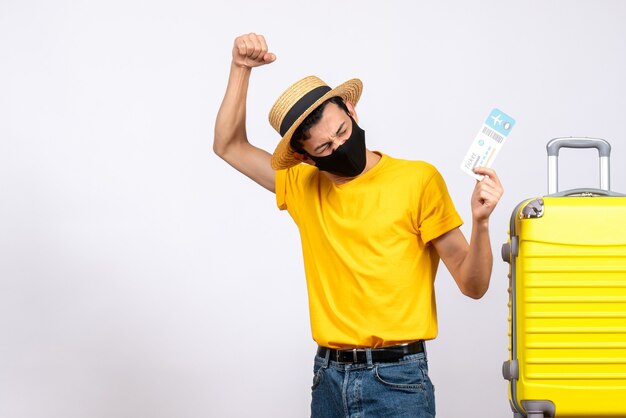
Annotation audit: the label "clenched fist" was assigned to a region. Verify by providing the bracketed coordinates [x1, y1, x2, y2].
[232, 33, 276, 69]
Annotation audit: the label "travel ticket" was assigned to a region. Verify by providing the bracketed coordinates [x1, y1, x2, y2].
[460, 108, 516, 180]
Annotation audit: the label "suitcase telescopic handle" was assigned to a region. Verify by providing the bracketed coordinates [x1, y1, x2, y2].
[546, 137, 611, 194]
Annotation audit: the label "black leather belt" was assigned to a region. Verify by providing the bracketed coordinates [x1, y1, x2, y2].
[317, 340, 424, 364]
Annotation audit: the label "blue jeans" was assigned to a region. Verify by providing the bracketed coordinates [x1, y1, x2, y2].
[311, 348, 436, 418]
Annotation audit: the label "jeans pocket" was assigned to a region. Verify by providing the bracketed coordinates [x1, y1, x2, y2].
[373, 360, 426, 391]
[312, 361, 325, 390]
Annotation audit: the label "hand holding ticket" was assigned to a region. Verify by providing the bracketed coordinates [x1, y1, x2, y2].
[460, 108, 516, 180]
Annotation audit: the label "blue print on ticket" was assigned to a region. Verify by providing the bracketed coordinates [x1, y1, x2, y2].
[460, 108, 516, 180]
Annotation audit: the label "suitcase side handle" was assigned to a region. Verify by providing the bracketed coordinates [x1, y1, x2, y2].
[546, 137, 611, 194]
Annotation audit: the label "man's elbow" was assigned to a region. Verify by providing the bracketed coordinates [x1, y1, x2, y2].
[212, 137, 225, 157]
[213, 134, 233, 160]
[460, 282, 490, 300]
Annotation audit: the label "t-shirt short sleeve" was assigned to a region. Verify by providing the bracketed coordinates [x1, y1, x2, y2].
[418, 170, 463, 244]
[275, 168, 288, 211]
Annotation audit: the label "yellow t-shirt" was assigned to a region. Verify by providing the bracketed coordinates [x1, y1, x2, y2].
[275, 153, 463, 348]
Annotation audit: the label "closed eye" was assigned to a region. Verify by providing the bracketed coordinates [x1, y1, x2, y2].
[315, 142, 333, 154]
[313, 121, 347, 154]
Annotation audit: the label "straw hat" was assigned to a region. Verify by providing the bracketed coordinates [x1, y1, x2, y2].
[269, 75, 363, 170]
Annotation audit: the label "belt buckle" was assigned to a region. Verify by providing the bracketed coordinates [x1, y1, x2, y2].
[335, 348, 359, 363]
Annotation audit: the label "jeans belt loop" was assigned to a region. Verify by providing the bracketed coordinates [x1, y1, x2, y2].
[322, 346, 331, 367]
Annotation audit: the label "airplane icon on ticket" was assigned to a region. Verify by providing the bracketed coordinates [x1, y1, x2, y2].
[491, 113, 503, 126]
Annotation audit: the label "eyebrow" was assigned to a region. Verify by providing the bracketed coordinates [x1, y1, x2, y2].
[314, 121, 346, 153]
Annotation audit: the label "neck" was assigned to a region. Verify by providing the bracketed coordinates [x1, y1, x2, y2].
[322, 150, 381, 185]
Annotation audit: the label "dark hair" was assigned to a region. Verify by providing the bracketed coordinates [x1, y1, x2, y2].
[290, 96, 350, 154]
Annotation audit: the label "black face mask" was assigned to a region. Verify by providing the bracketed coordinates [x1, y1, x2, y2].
[308, 117, 367, 177]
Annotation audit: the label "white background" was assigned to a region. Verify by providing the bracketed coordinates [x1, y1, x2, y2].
[2, 1, 626, 417]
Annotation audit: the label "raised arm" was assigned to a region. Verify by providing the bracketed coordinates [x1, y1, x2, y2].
[213, 33, 277, 192]
[432, 167, 504, 299]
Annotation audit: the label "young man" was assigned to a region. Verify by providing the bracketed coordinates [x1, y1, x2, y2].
[214, 33, 503, 418]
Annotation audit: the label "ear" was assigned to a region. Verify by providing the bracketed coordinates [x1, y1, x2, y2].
[345, 101, 359, 124]
[293, 152, 316, 166]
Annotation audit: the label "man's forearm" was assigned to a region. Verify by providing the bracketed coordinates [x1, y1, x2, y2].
[460, 221, 493, 299]
[213, 63, 252, 157]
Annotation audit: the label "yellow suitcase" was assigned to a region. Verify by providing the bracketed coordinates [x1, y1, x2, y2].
[502, 138, 626, 418]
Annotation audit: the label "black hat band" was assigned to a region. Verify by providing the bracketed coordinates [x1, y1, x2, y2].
[279, 85, 332, 136]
